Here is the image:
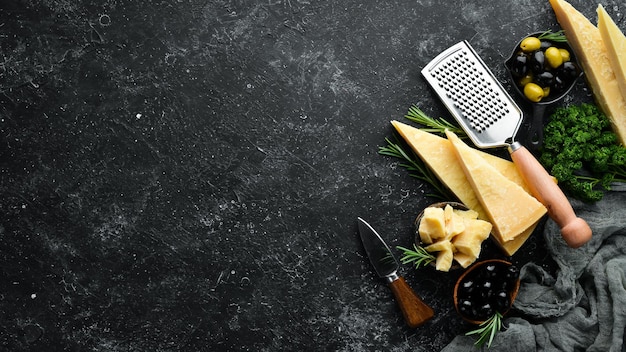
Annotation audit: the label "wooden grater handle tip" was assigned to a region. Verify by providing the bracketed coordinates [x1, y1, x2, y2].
[561, 217, 592, 248]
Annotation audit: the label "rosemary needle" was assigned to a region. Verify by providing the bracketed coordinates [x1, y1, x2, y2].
[378, 138, 454, 199]
[466, 311, 503, 348]
[396, 244, 435, 268]
[403, 105, 464, 135]
[538, 29, 568, 42]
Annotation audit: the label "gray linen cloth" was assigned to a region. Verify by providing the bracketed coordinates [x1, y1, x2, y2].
[442, 187, 626, 351]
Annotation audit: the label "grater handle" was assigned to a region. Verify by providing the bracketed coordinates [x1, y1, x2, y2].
[527, 104, 547, 151]
[508, 142, 592, 248]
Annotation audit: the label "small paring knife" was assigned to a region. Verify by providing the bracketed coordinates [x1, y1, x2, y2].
[357, 217, 434, 328]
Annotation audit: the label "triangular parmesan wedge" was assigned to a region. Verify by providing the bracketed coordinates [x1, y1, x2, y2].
[391, 120, 540, 255]
[597, 4, 626, 105]
[445, 130, 547, 243]
[549, 0, 626, 145]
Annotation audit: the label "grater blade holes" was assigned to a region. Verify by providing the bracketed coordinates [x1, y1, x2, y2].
[427, 46, 516, 134]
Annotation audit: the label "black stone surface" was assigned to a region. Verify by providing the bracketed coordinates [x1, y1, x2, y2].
[1, 0, 623, 351]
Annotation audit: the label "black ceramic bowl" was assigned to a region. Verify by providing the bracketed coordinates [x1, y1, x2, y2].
[504, 32, 583, 148]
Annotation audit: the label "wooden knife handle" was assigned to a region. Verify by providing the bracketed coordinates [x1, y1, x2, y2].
[388, 276, 434, 328]
[509, 142, 592, 248]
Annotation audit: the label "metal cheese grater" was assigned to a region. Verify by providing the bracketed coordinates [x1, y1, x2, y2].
[421, 41, 593, 249]
[421, 41, 523, 148]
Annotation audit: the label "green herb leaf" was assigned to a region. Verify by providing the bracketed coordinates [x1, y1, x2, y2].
[378, 138, 454, 199]
[396, 244, 436, 269]
[466, 311, 503, 348]
[540, 103, 626, 202]
[538, 29, 568, 42]
[404, 105, 465, 135]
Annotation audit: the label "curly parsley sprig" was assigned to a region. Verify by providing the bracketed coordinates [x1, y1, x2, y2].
[540, 103, 626, 202]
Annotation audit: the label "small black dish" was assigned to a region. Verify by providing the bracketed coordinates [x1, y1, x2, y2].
[504, 32, 583, 151]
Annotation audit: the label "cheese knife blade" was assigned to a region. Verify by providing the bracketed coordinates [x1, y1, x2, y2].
[357, 217, 434, 328]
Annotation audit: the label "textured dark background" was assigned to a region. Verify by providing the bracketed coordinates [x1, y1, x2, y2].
[1, 0, 623, 351]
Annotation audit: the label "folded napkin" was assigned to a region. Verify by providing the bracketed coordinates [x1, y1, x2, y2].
[442, 188, 626, 351]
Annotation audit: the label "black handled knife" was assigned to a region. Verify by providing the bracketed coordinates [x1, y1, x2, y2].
[357, 217, 434, 328]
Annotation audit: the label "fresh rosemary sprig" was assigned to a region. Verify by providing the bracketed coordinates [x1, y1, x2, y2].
[538, 29, 567, 42]
[378, 138, 454, 199]
[466, 311, 503, 348]
[404, 105, 464, 135]
[396, 244, 436, 268]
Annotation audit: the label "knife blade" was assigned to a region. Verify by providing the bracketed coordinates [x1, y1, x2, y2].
[357, 217, 434, 328]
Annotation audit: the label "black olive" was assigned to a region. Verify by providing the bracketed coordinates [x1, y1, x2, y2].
[494, 290, 511, 312]
[531, 50, 546, 73]
[535, 71, 555, 87]
[471, 307, 480, 319]
[459, 302, 473, 317]
[509, 53, 529, 78]
[504, 265, 520, 289]
[552, 75, 567, 92]
[484, 264, 497, 277]
[481, 288, 495, 302]
[478, 303, 494, 320]
[496, 277, 509, 291]
[459, 300, 474, 318]
[461, 279, 476, 295]
[540, 40, 552, 50]
[505, 265, 520, 281]
[557, 61, 580, 81]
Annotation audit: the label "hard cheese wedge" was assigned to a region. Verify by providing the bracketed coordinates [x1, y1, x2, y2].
[392, 121, 542, 255]
[549, 0, 626, 145]
[445, 130, 547, 243]
[597, 4, 626, 106]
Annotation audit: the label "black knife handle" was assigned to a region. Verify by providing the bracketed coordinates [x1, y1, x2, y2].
[389, 276, 434, 328]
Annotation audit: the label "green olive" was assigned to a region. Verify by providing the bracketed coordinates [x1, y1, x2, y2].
[518, 73, 533, 87]
[559, 48, 571, 62]
[520, 37, 541, 52]
[543, 86, 551, 98]
[524, 82, 544, 102]
[545, 47, 563, 68]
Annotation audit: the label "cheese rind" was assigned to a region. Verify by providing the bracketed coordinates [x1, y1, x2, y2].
[445, 130, 547, 243]
[391, 121, 540, 255]
[597, 4, 626, 107]
[549, 0, 626, 145]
